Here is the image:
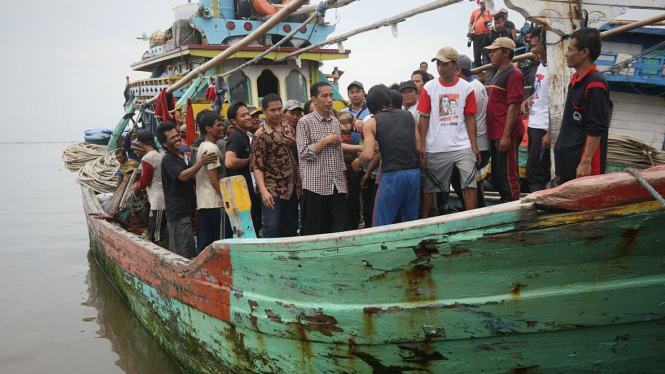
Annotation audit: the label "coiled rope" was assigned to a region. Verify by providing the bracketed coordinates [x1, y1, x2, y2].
[607, 134, 665, 168]
[61, 143, 107, 172]
[75, 149, 120, 193]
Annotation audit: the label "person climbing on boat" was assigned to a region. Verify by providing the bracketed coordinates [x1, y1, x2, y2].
[555, 28, 609, 184]
[194, 111, 226, 254]
[115, 149, 139, 190]
[158, 121, 217, 259]
[296, 81, 351, 235]
[352, 84, 420, 226]
[132, 130, 167, 246]
[417, 46, 480, 218]
[225, 102, 262, 235]
[485, 37, 525, 203]
[122, 129, 141, 161]
[250, 94, 301, 238]
[521, 27, 552, 192]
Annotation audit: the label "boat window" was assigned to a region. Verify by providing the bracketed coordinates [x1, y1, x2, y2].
[227, 70, 250, 105]
[257, 70, 280, 104]
[285, 70, 307, 104]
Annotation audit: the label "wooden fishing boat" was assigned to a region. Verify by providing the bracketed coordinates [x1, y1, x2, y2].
[83, 167, 665, 373]
[76, 0, 665, 372]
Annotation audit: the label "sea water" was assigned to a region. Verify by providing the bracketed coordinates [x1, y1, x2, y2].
[0, 143, 182, 374]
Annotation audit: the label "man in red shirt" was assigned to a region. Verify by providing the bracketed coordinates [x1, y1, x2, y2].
[485, 37, 525, 203]
[468, 0, 491, 68]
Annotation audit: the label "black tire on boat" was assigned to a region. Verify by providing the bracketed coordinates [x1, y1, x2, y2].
[235, 0, 253, 19]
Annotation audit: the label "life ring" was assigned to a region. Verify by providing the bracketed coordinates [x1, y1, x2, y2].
[251, 0, 293, 16]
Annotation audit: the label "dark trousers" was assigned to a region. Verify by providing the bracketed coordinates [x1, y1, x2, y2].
[346, 171, 361, 230]
[490, 138, 522, 203]
[168, 216, 196, 259]
[361, 177, 376, 229]
[250, 190, 263, 236]
[526, 127, 551, 192]
[262, 194, 299, 238]
[302, 189, 350, 236]
[472, 34, 487, 68]
[197, 208, 221, 254]
[451, 150, 491, 209]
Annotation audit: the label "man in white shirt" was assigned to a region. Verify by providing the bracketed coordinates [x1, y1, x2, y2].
[417, 47, 481, 217]
[195, 111, 225, 254]
[520, 27, 551, 192]
[456, 54, 491, 208]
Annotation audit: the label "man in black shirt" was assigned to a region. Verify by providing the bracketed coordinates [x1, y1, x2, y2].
[225, 102, 262, 234]
[555, 28, 609, 184]
[157, 121, 217, 259]
[481, 12, 512, 82]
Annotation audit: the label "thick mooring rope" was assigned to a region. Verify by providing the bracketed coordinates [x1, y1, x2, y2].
[625, 167, 665, 206]
[61, 143, 107, 172]
[76, 151, 120, 193]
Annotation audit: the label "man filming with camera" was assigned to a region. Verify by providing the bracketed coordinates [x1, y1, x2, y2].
[468, 0, 492, 69]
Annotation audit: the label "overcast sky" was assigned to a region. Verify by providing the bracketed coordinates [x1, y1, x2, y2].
[1, 0, 524, 142]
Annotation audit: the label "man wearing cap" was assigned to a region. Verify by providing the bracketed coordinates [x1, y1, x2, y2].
[417, 47, 481, 218]
[195, 111, 227, 253]
[251, 94, 301, 238]
[246, 105, 263, 144]
[133, 130, 167, 246]
[468, 0, 492, 69]
[485, 37, 525, 203]
[555, 28, 609, 183]
[455, 54, 491, 208]
[521, 27, 551, 192]
[283, 100, 304, 130]
[226, 102, 262, 234]
[342, 81, 369, 123]
[399, 81, 420, 124]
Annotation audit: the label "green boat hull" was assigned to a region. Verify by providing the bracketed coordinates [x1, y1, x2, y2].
[84, 186, 665, 373]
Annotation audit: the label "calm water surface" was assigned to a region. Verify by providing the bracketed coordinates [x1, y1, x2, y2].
[0, 143, 182, 374]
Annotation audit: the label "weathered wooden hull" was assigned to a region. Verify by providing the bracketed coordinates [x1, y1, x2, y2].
[83, 185, 665, 373]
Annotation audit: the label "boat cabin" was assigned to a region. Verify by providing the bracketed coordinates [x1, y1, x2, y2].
[126, 0, 350, 115]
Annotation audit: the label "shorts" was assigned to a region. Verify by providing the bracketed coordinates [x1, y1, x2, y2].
[423, 149, 477, 193]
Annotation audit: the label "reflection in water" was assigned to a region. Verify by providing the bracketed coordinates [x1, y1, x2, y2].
[84, 250, 184, 374]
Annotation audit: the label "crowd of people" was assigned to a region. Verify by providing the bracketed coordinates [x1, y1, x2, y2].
[116, 13, 609, 259]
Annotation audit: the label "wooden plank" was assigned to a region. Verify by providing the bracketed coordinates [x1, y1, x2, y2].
[610, 91, 665, 106]
[612, 110, 664, 126]
[612, 101, 665, 116]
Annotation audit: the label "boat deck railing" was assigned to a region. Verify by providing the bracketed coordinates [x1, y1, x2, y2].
[597, 51, 665, 86]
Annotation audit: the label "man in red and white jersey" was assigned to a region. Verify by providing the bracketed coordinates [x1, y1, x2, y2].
[417, 47, 481, 218]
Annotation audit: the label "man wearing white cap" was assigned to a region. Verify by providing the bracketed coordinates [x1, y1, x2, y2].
[417, 47, 481, 218]
[484, 37, 525, 203]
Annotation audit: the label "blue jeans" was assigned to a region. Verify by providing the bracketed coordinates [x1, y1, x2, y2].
[262, 193, 299, 238]
[373, 169, 420, 227]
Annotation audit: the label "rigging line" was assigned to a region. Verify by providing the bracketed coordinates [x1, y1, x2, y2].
[218, 2, 326, 79]
[274, 0, 464, 63]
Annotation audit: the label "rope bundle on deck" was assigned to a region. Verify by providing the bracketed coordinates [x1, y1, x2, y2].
[61, 143, 107, 172]
[607, 134, 665, 168]
[61, 142, 120, 193]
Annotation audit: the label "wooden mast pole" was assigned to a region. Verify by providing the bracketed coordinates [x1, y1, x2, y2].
[143, 0, 310, 106]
